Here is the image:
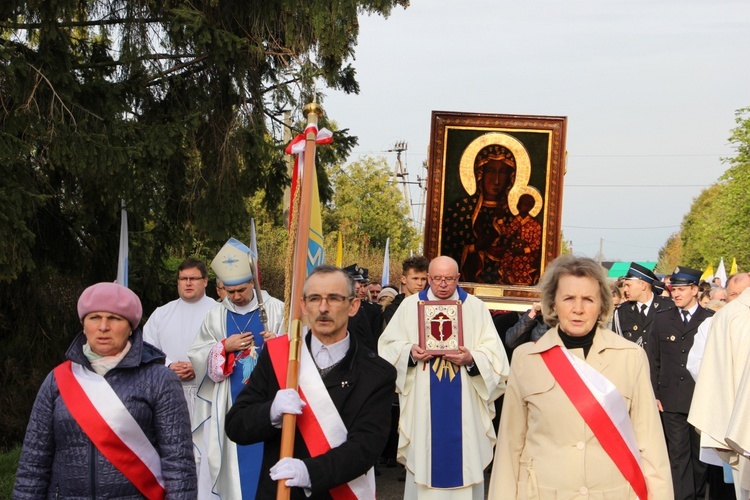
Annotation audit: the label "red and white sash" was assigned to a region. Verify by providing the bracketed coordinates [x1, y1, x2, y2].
[54, 360, 166, 500]
[540, 346, 648, 500]
[267, 336, 376, 499]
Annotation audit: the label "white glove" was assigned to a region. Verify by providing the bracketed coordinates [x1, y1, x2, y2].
[270, 388, 306, 427]
[269, 457, 311, 489]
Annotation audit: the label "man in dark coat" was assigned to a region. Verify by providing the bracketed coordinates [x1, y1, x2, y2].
[346, 264, 384, 345]
[648, 266, 713, 500]
[225, 265, 396, 499]
[614, 262, 671, 349]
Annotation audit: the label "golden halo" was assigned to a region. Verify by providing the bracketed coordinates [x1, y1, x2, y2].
[508, 186, 543, 217]
[459, 133, 533, 197]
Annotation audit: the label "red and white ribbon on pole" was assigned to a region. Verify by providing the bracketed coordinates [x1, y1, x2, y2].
[285, 126, 333, 226]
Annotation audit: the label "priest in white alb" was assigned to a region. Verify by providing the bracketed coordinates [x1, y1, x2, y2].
[379, 255, 509, 499]
[688, 273, 750, 499]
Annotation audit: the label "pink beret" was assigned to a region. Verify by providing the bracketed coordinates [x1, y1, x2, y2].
[77, 282, 143, 329]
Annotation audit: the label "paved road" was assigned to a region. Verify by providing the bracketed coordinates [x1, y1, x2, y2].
[374, 463, 406, 499]
[375, 464, 492, 499]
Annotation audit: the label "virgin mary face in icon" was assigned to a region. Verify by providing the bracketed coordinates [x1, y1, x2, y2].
[474, 144, 516, 204]
[481, 159, 514, 201]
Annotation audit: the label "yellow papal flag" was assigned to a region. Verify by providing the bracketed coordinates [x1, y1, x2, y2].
[335, 231, 343, 268]
[731, 258, 738, 275]
[700, 264, 714, 282]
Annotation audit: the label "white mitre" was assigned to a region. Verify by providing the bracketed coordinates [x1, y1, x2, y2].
[211, 237, 254, 286]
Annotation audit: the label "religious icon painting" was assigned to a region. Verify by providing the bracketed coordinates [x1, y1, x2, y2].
[424, 111, 567, 311]
[417, 300, 464, 355]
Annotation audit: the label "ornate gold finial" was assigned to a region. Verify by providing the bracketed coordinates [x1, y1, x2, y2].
[303, 102, 324, 119]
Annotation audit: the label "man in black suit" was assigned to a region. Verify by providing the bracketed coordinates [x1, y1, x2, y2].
[648, 266, 713, 500]
[225, 265, 396, 499]
[614, 262, 670, 349]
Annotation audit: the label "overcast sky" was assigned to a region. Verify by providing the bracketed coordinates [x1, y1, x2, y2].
[322, 0, 750, 263]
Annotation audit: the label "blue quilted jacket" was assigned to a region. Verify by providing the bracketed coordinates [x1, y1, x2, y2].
[13, 328, 197, 499]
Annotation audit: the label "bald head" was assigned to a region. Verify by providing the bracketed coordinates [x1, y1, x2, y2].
[726, 273, 750, 302]
[428, 256, 460, 299]
[429, 255, 459, 276]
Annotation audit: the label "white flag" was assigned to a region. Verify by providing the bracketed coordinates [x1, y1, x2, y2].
[381, 238, 390, 287]
[250, 218, 259, 260]
[715, 258, 727, 288]
[116, 200, 129, 288]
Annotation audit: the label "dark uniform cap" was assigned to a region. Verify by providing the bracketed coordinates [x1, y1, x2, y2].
[343, 264, 364, 281]
[623, 262, 657, 284]
[360, 267, 370, 283]
[652, 280, 667, 295]
[670, 266, 702, 286]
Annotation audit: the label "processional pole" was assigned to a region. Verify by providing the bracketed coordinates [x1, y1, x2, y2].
[277, 101, 323, 500]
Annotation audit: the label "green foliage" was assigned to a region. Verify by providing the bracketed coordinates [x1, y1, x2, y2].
[679, 184, 729, 267]
[559, 231, 572, 255]
[0, 446, 20, 497]
[0, 0, 408, 448]
[656, 232, 682, 274]
[323, 157, 420, 256]
[658, 107, 750, 271]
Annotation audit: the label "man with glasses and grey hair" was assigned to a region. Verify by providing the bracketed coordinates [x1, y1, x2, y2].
[379, 255, 510, 499]
[225, 264, 396, 498]
[144, 257, 217, 419]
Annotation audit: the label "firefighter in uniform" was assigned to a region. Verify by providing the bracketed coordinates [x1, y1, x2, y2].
[613, 262, 671, 349]
[647, 266, 713, 500]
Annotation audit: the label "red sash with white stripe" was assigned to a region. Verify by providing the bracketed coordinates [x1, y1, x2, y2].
[540, 346, 648, 500]
[53, 360, 166, 500]
[267, 336, 375, 499]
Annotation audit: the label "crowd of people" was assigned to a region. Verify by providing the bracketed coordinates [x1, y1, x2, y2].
[12, 239, 750, 499]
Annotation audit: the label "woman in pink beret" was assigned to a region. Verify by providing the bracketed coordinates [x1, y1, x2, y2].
[14, 282, 197, 499]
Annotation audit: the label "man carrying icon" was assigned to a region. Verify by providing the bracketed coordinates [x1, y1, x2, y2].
[378, 255, 509, 499]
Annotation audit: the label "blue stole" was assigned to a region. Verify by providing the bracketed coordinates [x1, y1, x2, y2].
[226, 309, 265, 499]
[418, 287, 467, 488]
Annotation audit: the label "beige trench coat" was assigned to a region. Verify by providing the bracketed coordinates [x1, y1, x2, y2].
[489, 327, 672, 499]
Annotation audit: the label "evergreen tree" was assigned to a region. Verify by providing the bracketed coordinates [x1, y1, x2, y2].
[0, 0, 407, 447]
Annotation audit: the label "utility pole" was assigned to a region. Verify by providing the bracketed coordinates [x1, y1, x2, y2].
[388, 141, 413, 224]
[598, 237, 604, 265]
[415, 159, 429, 249]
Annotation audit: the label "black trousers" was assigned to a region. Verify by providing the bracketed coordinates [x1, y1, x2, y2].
[662, 411, 708, 500]
[707, 464, 736, 500]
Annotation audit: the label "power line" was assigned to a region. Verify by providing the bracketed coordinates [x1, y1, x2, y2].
[563, 225, 679, 230]
[347, 150, 730, 159]
[565, 184, 711, 188]
[571, 154, 726, 158]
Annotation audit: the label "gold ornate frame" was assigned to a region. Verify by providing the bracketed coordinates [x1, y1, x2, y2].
[424, 111, 567, 311]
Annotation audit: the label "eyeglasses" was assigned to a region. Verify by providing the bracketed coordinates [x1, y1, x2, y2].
[429, 275, 458, 284]
[303, 294, 354, 306]
[178, 276, 205, 283]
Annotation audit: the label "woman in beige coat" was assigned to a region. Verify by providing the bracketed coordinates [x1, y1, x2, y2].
[489, 255, 672, 499]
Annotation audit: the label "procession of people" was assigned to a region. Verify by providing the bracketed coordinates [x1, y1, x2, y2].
[14, 235, 749, 500]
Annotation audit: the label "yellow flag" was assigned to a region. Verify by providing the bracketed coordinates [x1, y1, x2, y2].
[700, 264, 714, 282]
[335, 231, 343, 268]
[731, 258, 738, 275]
